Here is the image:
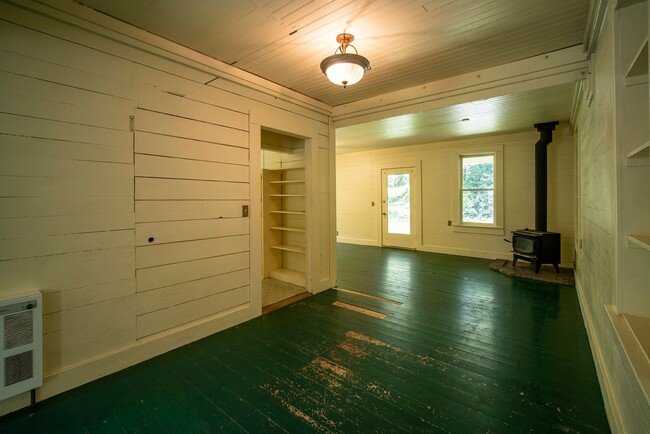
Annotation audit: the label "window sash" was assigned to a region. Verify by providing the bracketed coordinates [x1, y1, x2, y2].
[460, 154, 495, 225]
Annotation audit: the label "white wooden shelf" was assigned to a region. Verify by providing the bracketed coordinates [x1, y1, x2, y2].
[626, 141, 650, 166]
[268, 167, 305, 172]
[626, 37, 649, 81]
[271, 226, 305, 233]
[629, 234, 650, 251]
[269, 210, 305, 215]
[269, 194, 305, 197]
[269, 268, 306, 287]
[270, 244, 305, 254]
[269, 180, 304, 184]
[606, 305, 650, 402]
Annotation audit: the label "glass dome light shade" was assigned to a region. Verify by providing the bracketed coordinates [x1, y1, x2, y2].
[320, 53, 370, 87]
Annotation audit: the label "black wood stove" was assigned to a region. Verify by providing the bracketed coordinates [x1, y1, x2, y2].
[510, 121, 562, 273]
[511, 229, 560, 273]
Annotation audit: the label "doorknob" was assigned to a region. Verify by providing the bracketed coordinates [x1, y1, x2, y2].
[382, 212, 386, 216]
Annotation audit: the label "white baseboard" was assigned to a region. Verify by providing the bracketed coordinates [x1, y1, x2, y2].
[336, 237, 379, 246]
[419, 243, 501, 260]
[574, 276, 621, 434]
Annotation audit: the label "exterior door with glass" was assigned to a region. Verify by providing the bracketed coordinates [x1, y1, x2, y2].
[381, 167, 418, 249]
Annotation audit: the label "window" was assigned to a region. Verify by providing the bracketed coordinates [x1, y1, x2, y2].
[451, 145, 503, 235]
[461, 155, 494, 224]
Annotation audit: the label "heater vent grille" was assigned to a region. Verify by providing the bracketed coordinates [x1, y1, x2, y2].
[4, 351, 33, 387]
[0, 291, 42, 402]
[4, 311, 33, 350]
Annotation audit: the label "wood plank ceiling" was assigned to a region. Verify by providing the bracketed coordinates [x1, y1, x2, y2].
[78, 0, 591, 150]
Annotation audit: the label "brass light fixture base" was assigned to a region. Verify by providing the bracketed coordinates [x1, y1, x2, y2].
[336, 33, 354, 49]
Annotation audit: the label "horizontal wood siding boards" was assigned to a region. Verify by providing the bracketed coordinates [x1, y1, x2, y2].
[0, 12, 138, 380]
[134, 93, 251, 339]
[0, 135, 133, 165]
[0, 71, 133, 130]
[0, 197, 133, 219]
[136, 234, 249, 269]
[43, 277, 136, 315]
[0, 247, 135, 294]
[136, 269, 249, 315]
[0, 155, 133, 180]
[137, 89, 249, 130]
[207, 79, 330, 125]
[1, 175, 133, 198]
[0, 229, 134, 261]
[0, 113, 132, 148]
[135, 178, 249, 200]
[135, 218, 249, 246]
[0, 21, 136, 92]
[135, 132, 248, 165]
[0, 2, 214, 86]
[134, 154, 248, 183]
[0, 49, 134, 100]
[134, 109, 247, 148]
[135, 200, 248, 223]
[0, 214, 134, 239]
[136, 251, 249, 293]
[43, 295, 136, 372]
[136, 286, 250, 339]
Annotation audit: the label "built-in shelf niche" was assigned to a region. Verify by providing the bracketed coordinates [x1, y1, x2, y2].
[262, 136, 307, 289]
[613, 0, 650, 403]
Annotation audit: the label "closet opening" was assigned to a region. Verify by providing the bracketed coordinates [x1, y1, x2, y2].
[261, 128, 310, 313]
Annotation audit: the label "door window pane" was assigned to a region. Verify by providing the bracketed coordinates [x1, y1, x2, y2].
[387, 173, 410, 234]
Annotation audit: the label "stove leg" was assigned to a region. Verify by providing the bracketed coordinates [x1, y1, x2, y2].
[553, 263, 560, 274]
[513, 257, 518, 267]
[534, 261, 541, 273]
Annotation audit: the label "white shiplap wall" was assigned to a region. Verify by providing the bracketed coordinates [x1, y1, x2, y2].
[0, 16, 137, 376]
[0, 0, 333, 414]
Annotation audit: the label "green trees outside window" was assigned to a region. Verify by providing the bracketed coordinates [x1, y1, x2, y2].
[461, 155, 495, 224]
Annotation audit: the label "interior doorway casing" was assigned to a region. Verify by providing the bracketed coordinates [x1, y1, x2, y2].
[250, 113, 337, 316]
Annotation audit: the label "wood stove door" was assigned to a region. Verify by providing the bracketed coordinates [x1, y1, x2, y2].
[381, 167, 419, 249]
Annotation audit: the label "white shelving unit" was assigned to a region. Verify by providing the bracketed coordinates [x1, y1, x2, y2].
[610, 0, 650, 401]
[263, 166, 306, 288]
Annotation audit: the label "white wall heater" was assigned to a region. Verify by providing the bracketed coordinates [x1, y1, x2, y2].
[0, 291, 42, 402]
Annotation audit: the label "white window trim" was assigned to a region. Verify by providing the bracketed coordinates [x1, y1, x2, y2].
[451, 144, 504, 235]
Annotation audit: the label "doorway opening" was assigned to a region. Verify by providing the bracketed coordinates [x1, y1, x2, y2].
[261, 129, 310, 313]
[381, 167, 419, 249]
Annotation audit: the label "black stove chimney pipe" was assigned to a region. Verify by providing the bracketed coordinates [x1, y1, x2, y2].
[533, 121, 559, 232]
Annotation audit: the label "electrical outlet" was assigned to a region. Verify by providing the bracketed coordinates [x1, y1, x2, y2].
[242, 205, 249, 217]
[447, 220, 452, 226]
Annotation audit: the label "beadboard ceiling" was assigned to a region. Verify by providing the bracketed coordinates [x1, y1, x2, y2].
[78, 0, 591, 151]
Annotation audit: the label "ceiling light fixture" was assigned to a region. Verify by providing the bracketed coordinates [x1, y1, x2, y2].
[320, 33, 371, 88]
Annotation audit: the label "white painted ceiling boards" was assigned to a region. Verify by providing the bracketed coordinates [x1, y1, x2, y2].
[78, 0, 591, 152]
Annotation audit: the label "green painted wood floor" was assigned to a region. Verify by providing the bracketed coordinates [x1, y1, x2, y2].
[0, 244, 610, 433]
